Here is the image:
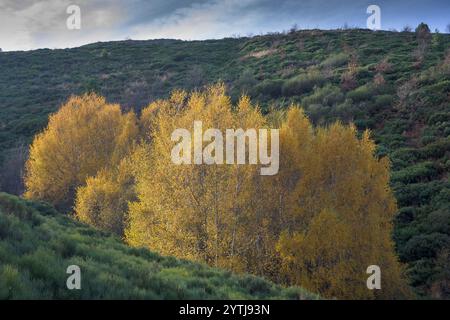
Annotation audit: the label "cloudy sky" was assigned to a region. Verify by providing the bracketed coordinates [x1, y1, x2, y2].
[1, 0, 449, 51]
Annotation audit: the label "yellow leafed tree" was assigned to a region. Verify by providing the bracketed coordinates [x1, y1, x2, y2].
[23, 86, 411, 299]
[74, 157, 136, 236]
[275, 118, 411, 299]
[24, 93, 138, 210]
[126, 84, 274, 272]
[126, 87, 410, 298]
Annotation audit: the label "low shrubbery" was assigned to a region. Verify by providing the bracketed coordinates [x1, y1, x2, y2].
[301, 84, 344, 107]
[346, 84, 375, 102]
[391, 161, 439, 184]
[281, 70, 326, 96]
[0, 193, 316, 300]
[320, 53, 349, 68]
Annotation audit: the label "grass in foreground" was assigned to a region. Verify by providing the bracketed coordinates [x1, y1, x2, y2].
[0, 192, 316, 300]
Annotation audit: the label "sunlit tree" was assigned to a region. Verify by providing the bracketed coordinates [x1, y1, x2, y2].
[75, 157, 135, 236]
[24, 93, 138, 210]
[276, 122, 411, 299]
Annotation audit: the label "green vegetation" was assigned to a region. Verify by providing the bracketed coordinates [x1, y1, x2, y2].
[0, 26, 449, 298]
[0, 193, 315, 299]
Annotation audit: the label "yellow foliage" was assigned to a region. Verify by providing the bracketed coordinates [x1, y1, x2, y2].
[275, 120, 411, 299]
[277, 210, 357, 298]
[126, 85, 410, 298]
[126, 85, 272, 272]
[75, 157, 135, 236]
[24, 93, 138, 210]
[24, 86, 411, 299]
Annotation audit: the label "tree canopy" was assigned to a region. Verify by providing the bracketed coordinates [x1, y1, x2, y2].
[24, 85, 411, 299]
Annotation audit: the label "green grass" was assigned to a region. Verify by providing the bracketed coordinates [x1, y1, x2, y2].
[0, 192, 316, 299]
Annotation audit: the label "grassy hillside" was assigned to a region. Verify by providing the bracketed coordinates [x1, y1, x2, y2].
[0, 192, 315, 299]
[0, 28, 449, 297]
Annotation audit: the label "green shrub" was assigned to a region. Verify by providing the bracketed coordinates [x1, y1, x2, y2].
[254, 79, 284, 98]
[401, 233, 450, 261]
[320, 53, 349, 68]
[424, 209, 450, 234]
[428, 112, 450, 125]
[390, 147, 421, 169]
[396, 206, 417, 224]
[301, 84, 344, 107]
[374, 94, 394, 108]
[420, 138, 450, 159]
[0, 193, 34, 220]
[0, 265, 23, 299]
[391, 161, 439, 184]
[394, 181, 446, 207]
[347, 85, 374, 102]
[354, 118, 376, 130]
[282, 70, 325, 96]
[421, 135, 437, 145]
[306, 104, 331, 124]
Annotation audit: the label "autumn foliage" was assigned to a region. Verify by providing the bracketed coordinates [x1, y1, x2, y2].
[24, 85, 411, 299]
[24, 93, 138, 211]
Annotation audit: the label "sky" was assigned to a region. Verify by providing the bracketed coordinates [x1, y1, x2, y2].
[0, 0, 449, 51]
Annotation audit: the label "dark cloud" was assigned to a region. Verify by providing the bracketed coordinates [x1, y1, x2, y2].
[0, 0, 448, 51]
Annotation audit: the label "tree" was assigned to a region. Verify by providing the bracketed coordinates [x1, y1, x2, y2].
[187, 65, 205, 90]
[415, 22, 432, 50]
[340, 71, 357, 91]
[277, 209, 356, 298]
[126, 84, 270, 272]
[416, 22, 431, 36]
[24, 93, 138, 210]
[276, 122, 411, 299]
[402, 25, 412, 32]
[340, 55, 359, 91]
[374, 73, 386, 87]
[75, 157, 135, 236]
[256, 107, 313, 279]
[26, 86, 410, 299]
[125, 85, 410, 298]
[235, 70, 257, 95]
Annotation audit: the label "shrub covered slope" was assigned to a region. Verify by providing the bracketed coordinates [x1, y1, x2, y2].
[0, 28, 449, 297]
[0, 193, 315, 299]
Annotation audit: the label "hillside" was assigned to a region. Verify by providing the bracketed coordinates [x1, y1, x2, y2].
[0, 192, 316, 299]
[0, 28, 449, 297]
